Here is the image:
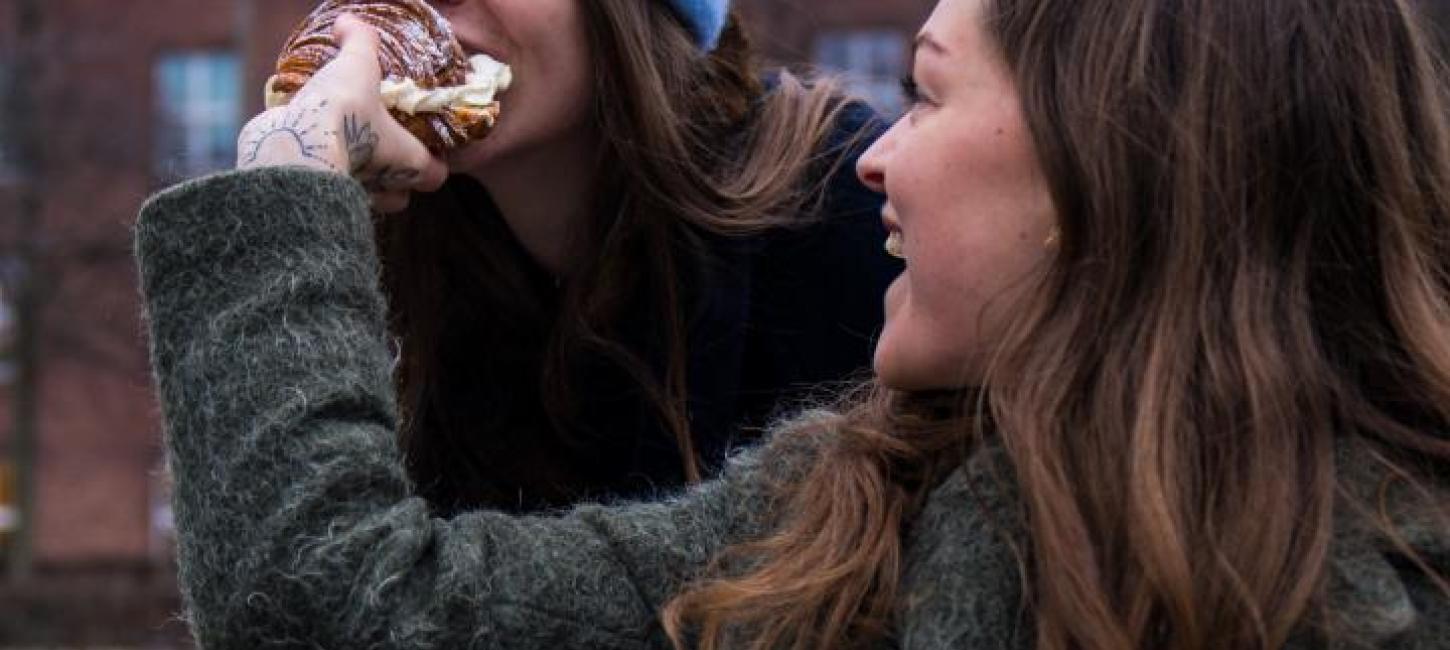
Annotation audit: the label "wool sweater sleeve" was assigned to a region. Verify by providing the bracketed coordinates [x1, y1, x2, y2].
[135, 167, 810, 649]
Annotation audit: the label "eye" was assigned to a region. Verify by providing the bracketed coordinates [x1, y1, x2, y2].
[900, 75, 923, 106]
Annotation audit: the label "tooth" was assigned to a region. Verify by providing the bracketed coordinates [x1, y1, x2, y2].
[885, 231, 906, 260]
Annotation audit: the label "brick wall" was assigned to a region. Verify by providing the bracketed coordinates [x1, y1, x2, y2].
[0, 0, 317, 569]
[739, 0, 934, 62]
[0, 1, 314, 644]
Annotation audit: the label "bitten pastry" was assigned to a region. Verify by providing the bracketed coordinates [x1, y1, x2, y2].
[265, 0, 512, 151]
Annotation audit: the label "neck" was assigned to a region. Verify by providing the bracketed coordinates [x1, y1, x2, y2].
[472, 135, 599, 278]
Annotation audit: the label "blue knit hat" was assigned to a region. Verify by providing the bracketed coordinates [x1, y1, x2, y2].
[665, 0, 730, 51]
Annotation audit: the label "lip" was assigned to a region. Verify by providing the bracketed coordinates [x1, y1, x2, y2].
[882, 209, 907, 261]
[459, 38, 511, 65]
[455, 39, 514, 103]
[881, 211, 902, 235]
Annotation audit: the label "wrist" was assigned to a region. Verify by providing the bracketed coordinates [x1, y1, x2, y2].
[236, 103, 350, 173]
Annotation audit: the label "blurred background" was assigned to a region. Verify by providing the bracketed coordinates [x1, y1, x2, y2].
[0, 0, 933, 646]
[0, 0, 1447, 647]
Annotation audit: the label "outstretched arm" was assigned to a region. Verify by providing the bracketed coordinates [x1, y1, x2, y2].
[136, 167, 817, 649]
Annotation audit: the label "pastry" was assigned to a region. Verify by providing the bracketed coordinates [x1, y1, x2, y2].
[264, 0, 512, 151]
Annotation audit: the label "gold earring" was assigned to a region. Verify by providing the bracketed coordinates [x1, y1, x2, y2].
[1044, 227, 1060, 249]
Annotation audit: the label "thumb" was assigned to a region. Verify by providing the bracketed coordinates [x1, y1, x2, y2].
[331, 13, 383, 87]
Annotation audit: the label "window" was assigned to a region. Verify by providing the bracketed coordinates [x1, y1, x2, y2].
[814, 30, 909, 116]
[153, 51, 241, 182]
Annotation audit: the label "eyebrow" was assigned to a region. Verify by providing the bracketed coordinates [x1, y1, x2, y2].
[912, 32, 949, 58]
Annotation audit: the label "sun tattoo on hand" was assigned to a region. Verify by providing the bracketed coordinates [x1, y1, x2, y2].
[240, 100, 338, 170]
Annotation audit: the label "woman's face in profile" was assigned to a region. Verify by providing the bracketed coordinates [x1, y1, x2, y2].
[425, 0, 596, 174]
[858, 0, 1056, 391]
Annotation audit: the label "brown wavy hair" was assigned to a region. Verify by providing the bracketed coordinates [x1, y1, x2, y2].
[377, 3, 858, 510]
[664, 0, 1450, 648]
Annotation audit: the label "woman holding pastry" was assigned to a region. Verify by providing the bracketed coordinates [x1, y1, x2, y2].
[242, 0, 899, 513]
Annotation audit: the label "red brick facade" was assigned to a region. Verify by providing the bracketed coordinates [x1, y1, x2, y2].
[740, 0, 934, 61]
[0, 0, 322, 568]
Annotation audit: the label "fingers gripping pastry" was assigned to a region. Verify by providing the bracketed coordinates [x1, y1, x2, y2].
[265, 0, 512, 151]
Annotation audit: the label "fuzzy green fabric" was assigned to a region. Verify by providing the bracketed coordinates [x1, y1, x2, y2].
[136, 167, 1449, 649]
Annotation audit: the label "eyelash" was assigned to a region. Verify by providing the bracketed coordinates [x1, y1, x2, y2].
[900, 75, 922, 106]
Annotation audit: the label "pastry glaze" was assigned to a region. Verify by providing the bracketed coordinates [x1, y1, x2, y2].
[268, 0, 503, 151]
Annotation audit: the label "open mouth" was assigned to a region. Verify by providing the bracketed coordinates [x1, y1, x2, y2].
[884, 230, 905, 260]
[460, 42, 513, 98]
[459, 36, 511, 66]
[373, 53, 512, 115]
[882, 213, 905, 260]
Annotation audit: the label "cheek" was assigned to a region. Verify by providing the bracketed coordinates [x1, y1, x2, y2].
[872, 124, 1053, 389]
[514, 6, 593, 132]
[872, 240, 988, 390]
[875, 228, 1053, 389]
[456, 4, 592, 161]
[512, 1, 589, 76]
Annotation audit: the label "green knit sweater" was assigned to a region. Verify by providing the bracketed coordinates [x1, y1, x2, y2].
[136, 167, 1449, 649]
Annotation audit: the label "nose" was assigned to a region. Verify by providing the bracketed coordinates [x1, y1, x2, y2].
[856, 132, 890, 195]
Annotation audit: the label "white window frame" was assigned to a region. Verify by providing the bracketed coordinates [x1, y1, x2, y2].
[154, 51, 242, 181]
[814, 29, 910, 117]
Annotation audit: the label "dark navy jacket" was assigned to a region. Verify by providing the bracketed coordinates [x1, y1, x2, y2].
[684, 102, 895, 466]
[412, 102, 899, 513]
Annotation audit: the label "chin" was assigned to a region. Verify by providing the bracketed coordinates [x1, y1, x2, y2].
[877, 368, 948, 392]
[447, 133, 509, 172]
[874, 344, 977, 392]
[874, 347, 935, 391]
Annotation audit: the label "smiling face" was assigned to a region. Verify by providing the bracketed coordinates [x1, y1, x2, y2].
[857, 0, 1056, 391]
[425, 0, 595, 172]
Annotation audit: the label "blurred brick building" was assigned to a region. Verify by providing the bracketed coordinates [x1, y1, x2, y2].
[741, 0, 934, 113]
[0, 0, 933, 645]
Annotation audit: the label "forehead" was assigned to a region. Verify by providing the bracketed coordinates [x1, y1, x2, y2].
[921, 0, 985, 51]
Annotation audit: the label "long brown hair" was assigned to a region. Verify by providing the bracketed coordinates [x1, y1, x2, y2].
[377, 2, 859, 511]
[665, 0, 1450, 648]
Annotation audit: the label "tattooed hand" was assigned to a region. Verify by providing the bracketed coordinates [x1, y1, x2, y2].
[235, 13, 447, 213]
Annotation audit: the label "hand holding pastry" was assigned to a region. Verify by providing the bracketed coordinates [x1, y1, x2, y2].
[237, 14, 448, 213]
[266, 0, 509, 152]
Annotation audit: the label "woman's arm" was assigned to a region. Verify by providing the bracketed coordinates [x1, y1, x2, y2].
[136, 167, 812, 649]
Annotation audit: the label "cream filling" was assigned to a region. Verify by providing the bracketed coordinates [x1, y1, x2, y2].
[265, 54, 513, 116]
